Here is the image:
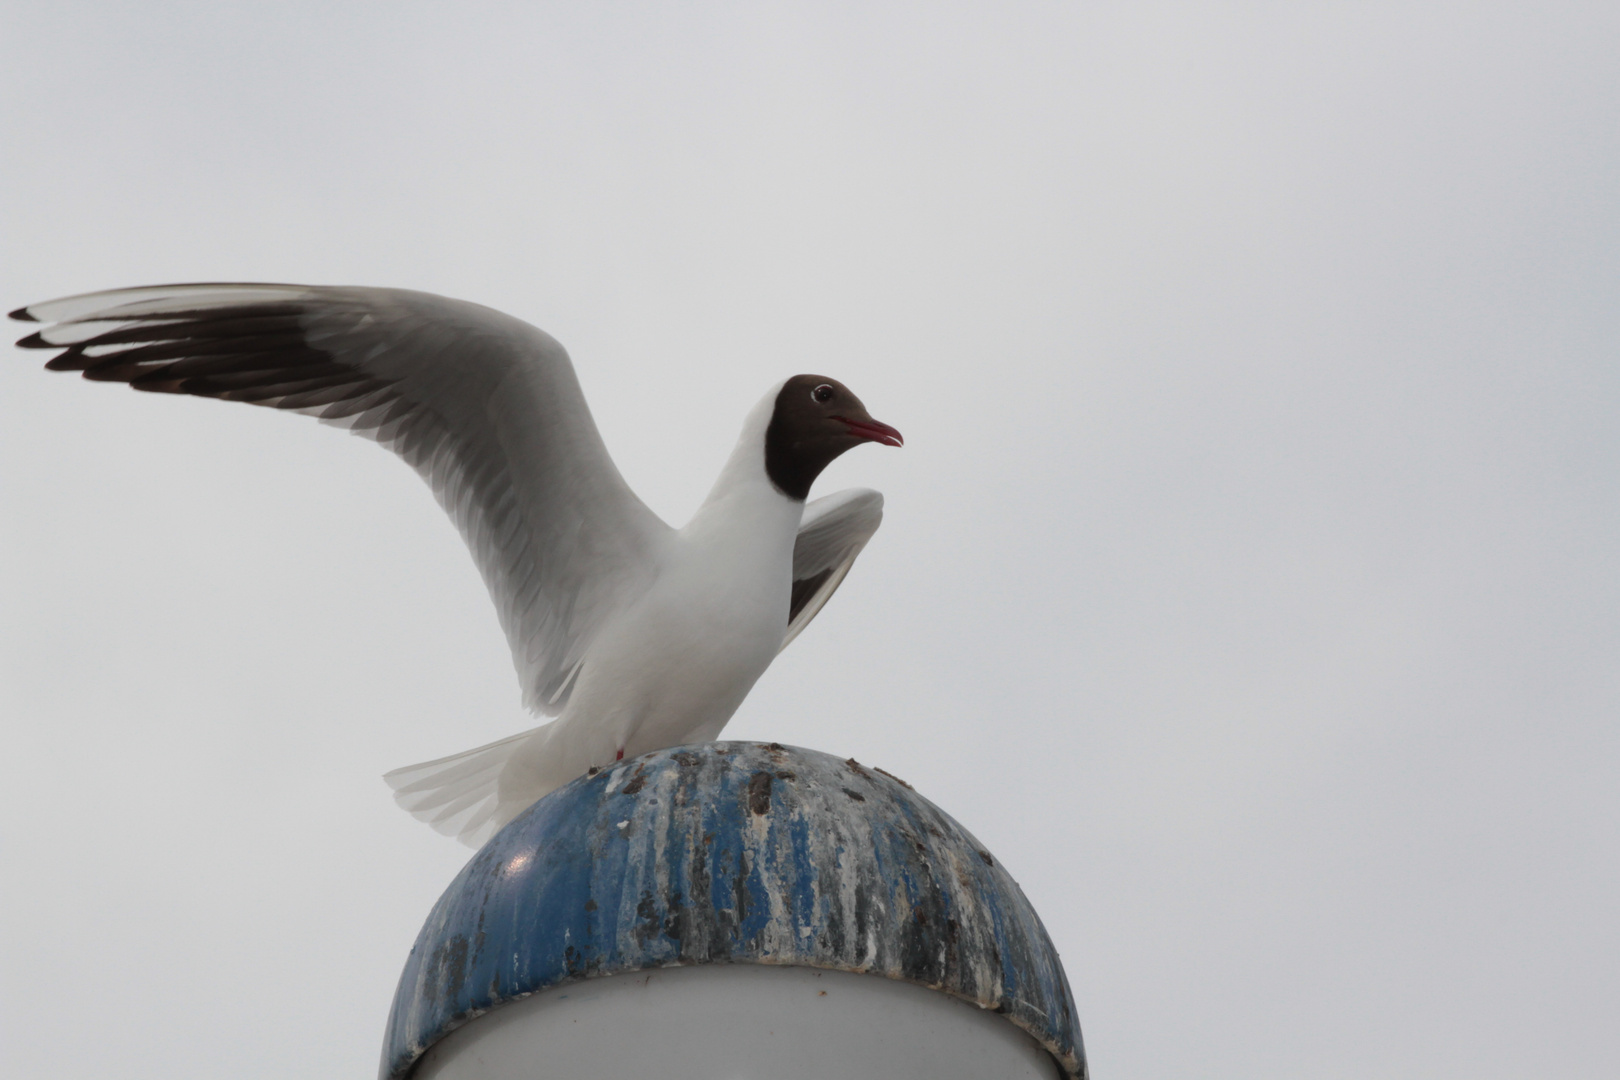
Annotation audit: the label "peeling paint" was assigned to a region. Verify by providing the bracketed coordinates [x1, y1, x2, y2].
[380, 742, 1086, 1080]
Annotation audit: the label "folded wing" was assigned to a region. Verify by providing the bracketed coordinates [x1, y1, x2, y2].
[10, 284, 672, 713]
[783, 487, 884, 650]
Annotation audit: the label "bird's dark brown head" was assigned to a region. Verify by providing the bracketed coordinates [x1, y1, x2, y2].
[764, 374, 902, 501]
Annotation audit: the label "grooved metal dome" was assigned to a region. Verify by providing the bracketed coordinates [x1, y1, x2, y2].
[382, 741, 1086, 1079]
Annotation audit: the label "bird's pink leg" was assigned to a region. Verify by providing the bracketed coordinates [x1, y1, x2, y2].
[615, 748, 624, 761]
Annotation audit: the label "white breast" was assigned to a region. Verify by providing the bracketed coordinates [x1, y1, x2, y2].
[581, 482, 800, 734]
[496, 390, 804, 800]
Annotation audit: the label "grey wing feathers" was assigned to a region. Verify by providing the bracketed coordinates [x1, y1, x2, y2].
[11, 283, 671, 713]
[782, 487, 884, 650]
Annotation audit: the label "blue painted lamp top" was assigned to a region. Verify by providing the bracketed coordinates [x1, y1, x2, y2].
[381, 741, 1086, 1079]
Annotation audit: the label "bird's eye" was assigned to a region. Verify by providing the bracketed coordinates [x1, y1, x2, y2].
[812, 384, 835, 403]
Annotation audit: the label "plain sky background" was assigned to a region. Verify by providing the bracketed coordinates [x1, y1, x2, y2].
[2, 3, 1617, 1077]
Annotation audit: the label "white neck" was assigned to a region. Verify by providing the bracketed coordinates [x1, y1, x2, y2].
[685, 382, 800, 536]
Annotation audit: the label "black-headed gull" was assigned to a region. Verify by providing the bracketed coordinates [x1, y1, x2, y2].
[10, 284, 901, 845]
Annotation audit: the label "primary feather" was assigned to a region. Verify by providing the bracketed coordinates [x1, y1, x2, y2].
[15, 283, 668, 714]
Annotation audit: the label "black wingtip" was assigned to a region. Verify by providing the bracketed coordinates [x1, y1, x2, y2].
[15, 331, 53, 349]
[9, 305, 39, 322]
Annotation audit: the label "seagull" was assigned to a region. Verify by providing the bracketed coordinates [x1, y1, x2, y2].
[10, 284, 901, 846]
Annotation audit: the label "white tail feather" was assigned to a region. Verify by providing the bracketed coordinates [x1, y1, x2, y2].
[384, 724, 552, 847]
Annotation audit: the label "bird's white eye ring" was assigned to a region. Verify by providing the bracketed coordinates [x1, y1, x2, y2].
[811, 383, 835, 403]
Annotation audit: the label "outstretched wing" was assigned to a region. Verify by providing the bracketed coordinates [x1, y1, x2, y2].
[783, 487, 884, 650]
[10, 283, 672, 713]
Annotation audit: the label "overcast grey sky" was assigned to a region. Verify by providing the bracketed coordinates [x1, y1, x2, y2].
[2, 3, 1617, 1077]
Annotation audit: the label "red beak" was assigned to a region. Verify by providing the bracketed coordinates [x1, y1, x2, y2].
[837, 417, 904, 447]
